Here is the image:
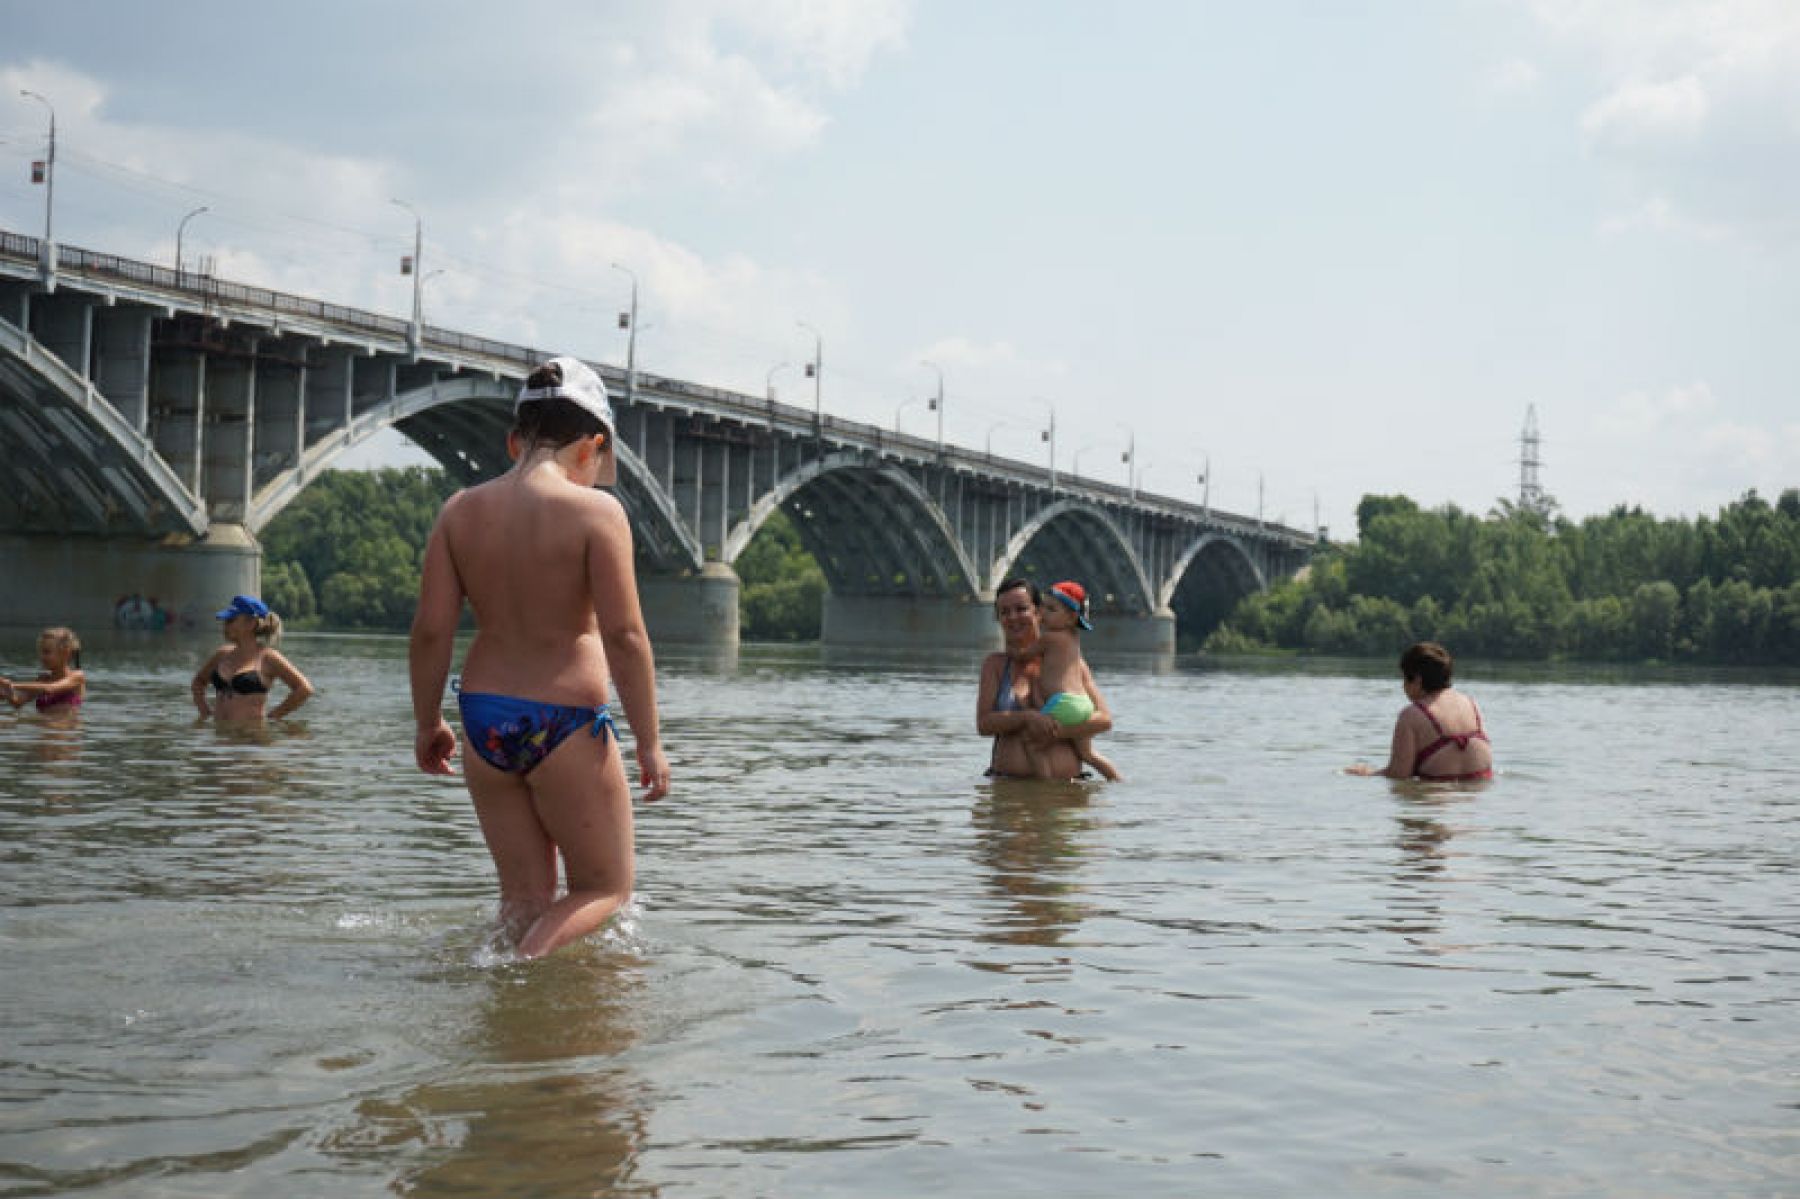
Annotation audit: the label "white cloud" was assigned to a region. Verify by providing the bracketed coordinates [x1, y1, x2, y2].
[1522, 0, 1800, 241]
[1484, 57, 1542, 96]
[1597, 194, 1729, 240]
[573, 2, 910, 194]
[1580, 74, 1708, 146]
[1594, 381, 1717, 436]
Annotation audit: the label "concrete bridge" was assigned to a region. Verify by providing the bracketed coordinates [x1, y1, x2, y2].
[0, 229, 1316, 649]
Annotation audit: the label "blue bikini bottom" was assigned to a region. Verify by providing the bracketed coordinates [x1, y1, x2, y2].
[456, 689, 615, 776]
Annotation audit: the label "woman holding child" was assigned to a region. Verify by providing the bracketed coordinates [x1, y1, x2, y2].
[977, 577, 1114, 780]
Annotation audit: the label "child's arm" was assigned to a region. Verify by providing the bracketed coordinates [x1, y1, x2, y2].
[9, 671, 85, 704]
[975, 654, 1055, 739]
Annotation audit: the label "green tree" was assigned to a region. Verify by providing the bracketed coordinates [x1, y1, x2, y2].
[736, 509, 826, 641]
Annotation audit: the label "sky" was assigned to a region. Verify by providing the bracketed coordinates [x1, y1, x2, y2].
[2, 0, 1796, 540]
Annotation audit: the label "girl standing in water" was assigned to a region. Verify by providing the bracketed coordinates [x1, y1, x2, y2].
[190, 596, 314, 722]
[410, 356, 670, 960]
[2, 627, 87, 714]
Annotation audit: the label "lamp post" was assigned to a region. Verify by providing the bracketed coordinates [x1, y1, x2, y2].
[985, 419, 1012, 456]
[390, 198, 422, 355]
[765, 361, 790, 402]
[175, 205, 209, 277]
[920, 360, 944, 454]
[798, 321, 822, 429]
[1198, 452, 1211, 517]
[611, 262, 639, 408]
[20, 89, 55, 283]
[1031, 397, 1057, 491]
[1072, 441, 1108, 479]
[419, 268, 447, 326]
[1118, 422, 1136, 500]
[896, 395, 928, 434]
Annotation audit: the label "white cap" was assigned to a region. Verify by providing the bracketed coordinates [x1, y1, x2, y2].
[515, 356, 615, 434]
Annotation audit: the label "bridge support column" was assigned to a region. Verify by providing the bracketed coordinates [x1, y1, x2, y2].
[637, 561, 739, 647]
[0, 523, 260, 632]
[822, 593, 1001, 649]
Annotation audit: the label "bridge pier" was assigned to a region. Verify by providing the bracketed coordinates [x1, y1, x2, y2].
[0, 524, 260, 631]
[637, 562, 740, 647]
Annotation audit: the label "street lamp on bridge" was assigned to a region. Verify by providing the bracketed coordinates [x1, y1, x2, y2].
[920, 360, 944, 454]
[797, 321, 823, 429]
[612, 262, 639, 408]
[1031, 397, 1056, 491]
[765, 361, 791, 403]
[896, 394, 930, 434]
[19, 89, 55, 282]
[175, 206, 209, 277]
[1118, 422, 1136, 500]
[390, 198, 423, 356]
[419, 268, 447, 328]
[985, 419, 1013, 456]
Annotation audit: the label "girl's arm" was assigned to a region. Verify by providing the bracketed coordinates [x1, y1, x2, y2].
[263, 651, 314, 719]
[587, 494, 670, 801]
[190, 649, 222, 717]
[409, 503, 464, 775]
[8, 671, 87, 706]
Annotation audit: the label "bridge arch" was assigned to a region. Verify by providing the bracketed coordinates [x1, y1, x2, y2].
[994, 499, 1156, 614]
[724, 452, 980, 599]
[1162, 532, 1268, 643]
[0, 314, 207, 537]
[246, 375, 703, 572]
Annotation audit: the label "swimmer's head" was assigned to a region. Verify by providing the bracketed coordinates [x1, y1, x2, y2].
[1043, 580, 1093, 631]
[37, 626, 80, 670]
[514, 357, 617, 485]
[1400, 641, 1453, 692]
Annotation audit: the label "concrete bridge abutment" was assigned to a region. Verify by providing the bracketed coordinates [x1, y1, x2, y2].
[0, 524, 260, 632]
[637, 561, 740, 647]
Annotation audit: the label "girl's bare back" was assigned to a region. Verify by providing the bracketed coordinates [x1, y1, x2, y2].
[443, 466, 632, 706]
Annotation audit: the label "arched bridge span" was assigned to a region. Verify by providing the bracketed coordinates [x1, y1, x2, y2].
[0, 230, 1317, 646]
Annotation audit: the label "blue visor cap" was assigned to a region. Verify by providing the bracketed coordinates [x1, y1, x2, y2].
[216, 594, 270, 621]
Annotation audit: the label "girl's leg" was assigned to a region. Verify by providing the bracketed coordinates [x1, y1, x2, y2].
[465, 752, 560, 944]
[516, 727, 636, 960]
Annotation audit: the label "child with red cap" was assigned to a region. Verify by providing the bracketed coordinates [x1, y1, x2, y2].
[1024, 580, 1120, 781]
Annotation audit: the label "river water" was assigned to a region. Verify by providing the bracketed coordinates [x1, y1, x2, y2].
[1, 632, 1795, 1197]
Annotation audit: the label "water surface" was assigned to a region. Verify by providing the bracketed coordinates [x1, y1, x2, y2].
[2, 633, 1795, 1196]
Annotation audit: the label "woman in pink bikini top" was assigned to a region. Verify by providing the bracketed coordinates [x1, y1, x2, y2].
[1347, 641, 1493, 782]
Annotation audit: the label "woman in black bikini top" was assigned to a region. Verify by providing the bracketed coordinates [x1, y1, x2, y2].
[190, 595, 313, 722]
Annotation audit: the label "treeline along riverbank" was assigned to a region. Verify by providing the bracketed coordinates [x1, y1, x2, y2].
[1206, 491, 1800, 665]
[262, 470, 1800, 663]
[261, 468, 823, 640]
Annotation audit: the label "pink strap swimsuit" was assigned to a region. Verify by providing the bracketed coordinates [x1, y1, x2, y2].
[1411, 699, 1490, 781]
